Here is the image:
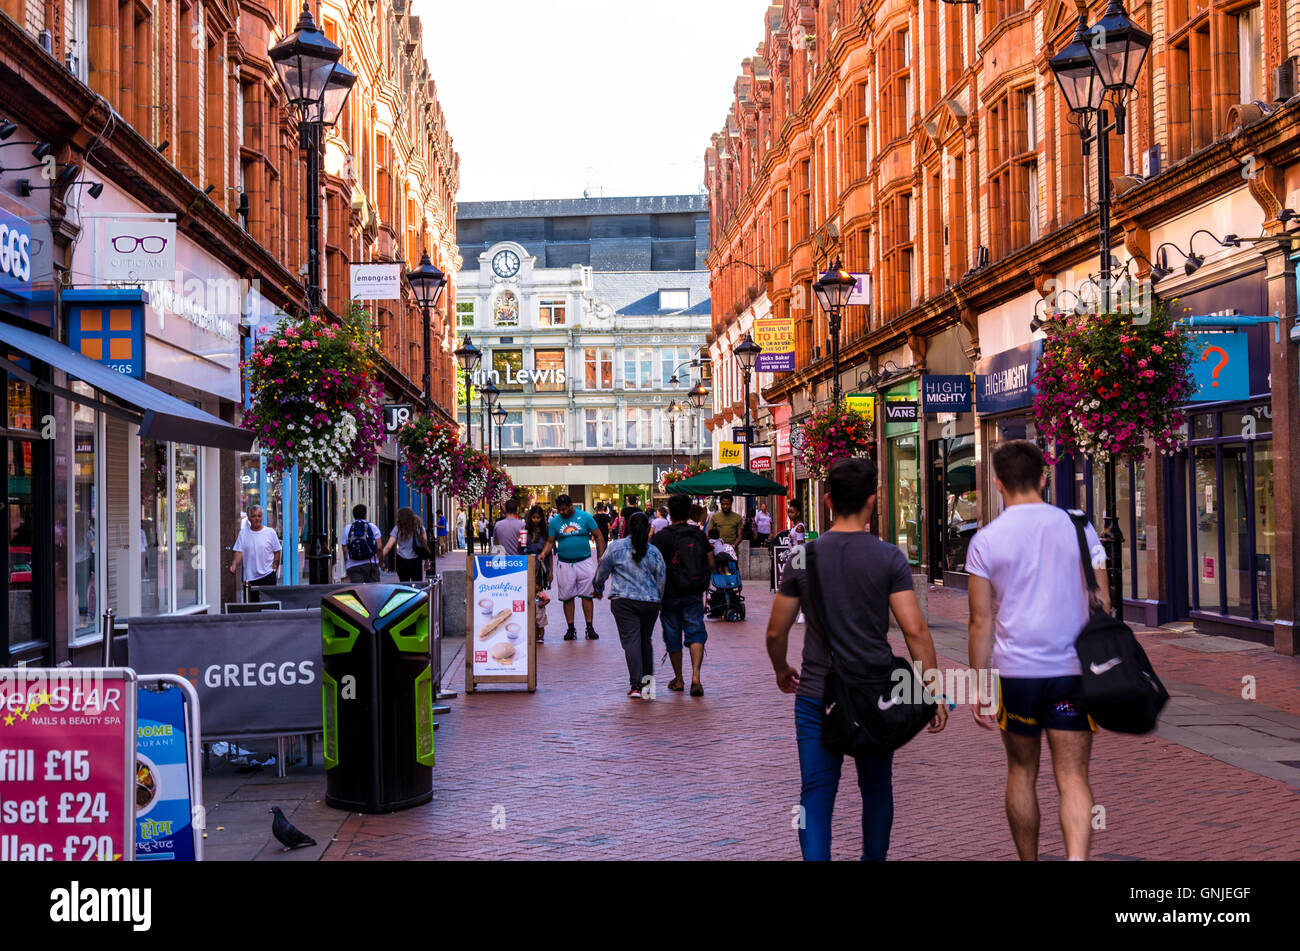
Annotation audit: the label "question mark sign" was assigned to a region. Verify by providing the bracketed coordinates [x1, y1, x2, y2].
[1200, 346, 1229, 388]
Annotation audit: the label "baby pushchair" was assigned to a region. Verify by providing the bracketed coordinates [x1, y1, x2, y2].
[706, 551, 746, 621]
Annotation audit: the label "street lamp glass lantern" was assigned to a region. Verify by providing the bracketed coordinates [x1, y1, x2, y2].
[734, 333, 763, 373]
[1049, 13, 1105, 114]
[454, 336, 481, 373]
[314, 61, 356, 127]
[687, 382, 708, 409]
[482, 380, 501, 409]
[269, 4, 342, 110]
[813, 258, 856, 313]
[1087, 0, 1153, 94]
[407, 249, 446, 309]
[491, 405, 507, 426]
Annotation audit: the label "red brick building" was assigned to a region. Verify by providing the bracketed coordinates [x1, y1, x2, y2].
[706, 0, 1300, 653]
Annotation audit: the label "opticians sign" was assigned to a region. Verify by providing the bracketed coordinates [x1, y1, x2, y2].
[99, 219, 177, 282]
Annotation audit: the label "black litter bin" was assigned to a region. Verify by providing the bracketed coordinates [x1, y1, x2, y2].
[321, 584, 436, 813]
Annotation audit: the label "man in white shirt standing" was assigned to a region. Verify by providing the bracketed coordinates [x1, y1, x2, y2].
[343, 504, 384, 583]
[230, 504, 282, 587]
[966, 440, 1109, 861]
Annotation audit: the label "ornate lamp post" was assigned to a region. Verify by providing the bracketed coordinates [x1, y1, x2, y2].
[406, 249, 446, 579]
[733, 333, 763, 473]
[667, 400, 683, 469]
[1050, 0, 1152, 620]
[482, 380, 500, 525]
[270, 4, 354, 585]
[491, 404, 508, 465]
[453, 336, 480, 551]
[812, 258, 857, 406]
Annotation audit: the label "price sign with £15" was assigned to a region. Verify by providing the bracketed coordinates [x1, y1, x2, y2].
[0, 669, 136, 861]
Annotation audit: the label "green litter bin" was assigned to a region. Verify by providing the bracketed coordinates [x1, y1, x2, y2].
[321, 584, 436, 813]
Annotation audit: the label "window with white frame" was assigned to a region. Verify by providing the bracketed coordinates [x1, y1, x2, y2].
[584, 408, 614, 449]
[1238, 7, 1263, 104]
[660, 346, 694, 388]
[535, 410, 566, 449]
[539, 298, 567, 327]
[498, 411, 523, 450]
[623, 347, 655, 390]
[456, 300, 475, 328]
[625, 407, 654, 448]
[584, 348, 614, 390]
[659, 289, 690, 310]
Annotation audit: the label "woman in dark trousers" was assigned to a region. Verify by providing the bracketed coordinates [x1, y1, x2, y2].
[382, 506, 426, 582]
[523, 504, 551, 641]
[593, 512, 666, 700]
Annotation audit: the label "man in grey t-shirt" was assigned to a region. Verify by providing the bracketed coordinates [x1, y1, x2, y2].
[492, 499, 525, 556]
[765, 457, 946, 861]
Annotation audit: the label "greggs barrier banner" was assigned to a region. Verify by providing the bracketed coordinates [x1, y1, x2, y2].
[754, 317, 795, 373]
[127, 612, 321, 737]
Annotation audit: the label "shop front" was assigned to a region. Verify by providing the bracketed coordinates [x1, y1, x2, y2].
[1159, 268, 1276, 639]
[922, 373, 976, 586]
[882, 380, 921, 566]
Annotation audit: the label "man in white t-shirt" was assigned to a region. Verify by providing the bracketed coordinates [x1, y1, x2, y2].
[343, 504, 383, 583]
[966, 439, 1109, 861]
[230, 505, 282, 586]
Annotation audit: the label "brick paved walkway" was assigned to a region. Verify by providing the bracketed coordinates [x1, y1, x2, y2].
[323, 584, 1300, 861]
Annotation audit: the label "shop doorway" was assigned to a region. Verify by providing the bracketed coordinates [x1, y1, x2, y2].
[926, 435, 977, 584]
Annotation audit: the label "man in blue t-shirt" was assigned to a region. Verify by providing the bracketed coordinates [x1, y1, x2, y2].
[540, 494, 606, 640]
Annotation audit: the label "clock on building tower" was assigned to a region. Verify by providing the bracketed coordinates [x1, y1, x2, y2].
[492, 249, 521, 279]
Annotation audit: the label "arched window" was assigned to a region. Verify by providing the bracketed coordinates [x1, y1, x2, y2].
[494, 291, 519, 326]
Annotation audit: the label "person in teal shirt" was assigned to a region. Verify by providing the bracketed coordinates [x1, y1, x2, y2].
[540, 494, 607, 640]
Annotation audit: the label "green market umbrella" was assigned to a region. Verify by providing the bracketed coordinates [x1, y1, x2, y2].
[667, 465, 788, 497]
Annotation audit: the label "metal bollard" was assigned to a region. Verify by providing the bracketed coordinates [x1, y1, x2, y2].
[100, 608, 116, 667]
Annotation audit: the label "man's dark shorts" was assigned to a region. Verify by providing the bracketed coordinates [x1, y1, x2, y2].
[248, 571, 278, 587]
[660, 593, 707, 653]
[996, 675, 1095, 735]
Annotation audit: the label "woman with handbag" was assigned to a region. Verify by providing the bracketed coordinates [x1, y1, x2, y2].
[764, 457, 947, 861]
[593, 512, 666, 700]
[382, 507, 428, 583]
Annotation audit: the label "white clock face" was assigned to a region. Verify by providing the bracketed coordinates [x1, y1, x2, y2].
[492, 250, 520, 278]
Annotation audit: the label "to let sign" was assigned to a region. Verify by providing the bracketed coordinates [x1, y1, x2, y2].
[754, 317, 796, 373]
[383, 403, 414, 433]
[0, 668, 136, 861]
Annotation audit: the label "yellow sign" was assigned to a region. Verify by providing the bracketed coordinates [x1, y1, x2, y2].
[719, 441, 744, 466]
[753, 318, 796, 372]
[845, 393, 876, 426]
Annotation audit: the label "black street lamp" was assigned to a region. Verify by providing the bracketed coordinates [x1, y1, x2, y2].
[492, 404, 507, 465]
[812, 258, 857, 406]
[668, 400, 683, 469]
[734, 333, 763, 475]
[482, 380, 500, 525]
[1050, 0, 1151, 621]
[270, 3, 353, 585]
[453, 336, 481, 551]
[406, 248, 446, 579]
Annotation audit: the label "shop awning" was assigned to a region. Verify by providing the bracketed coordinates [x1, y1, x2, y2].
[0, 320, 254, 451]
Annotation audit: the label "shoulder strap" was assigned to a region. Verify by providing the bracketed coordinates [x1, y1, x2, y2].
[803, 542, 842, 669]
[1067, 510, 1103, 609]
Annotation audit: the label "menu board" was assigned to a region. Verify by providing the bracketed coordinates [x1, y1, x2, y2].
[135, 681, 197, 861]
[0, 668, 136, 861]
[466, 554, 536, 693]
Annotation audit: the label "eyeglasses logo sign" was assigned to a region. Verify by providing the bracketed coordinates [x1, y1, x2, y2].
[101, 220, 177, 282]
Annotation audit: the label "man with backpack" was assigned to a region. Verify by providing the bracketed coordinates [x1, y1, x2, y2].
[966, 440, 1108, 861]
[344, 504, 383, 583]
[652, 493, 714, 696]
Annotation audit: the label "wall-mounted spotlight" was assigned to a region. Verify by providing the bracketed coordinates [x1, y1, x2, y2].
[17, 163, 81, 195]
[0, 120, 16, 141]
[156, 140, 169, 153]
[204, 184, 216, 196]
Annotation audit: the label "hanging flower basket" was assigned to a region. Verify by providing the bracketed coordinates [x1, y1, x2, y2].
[483, 463, 515, 507]
[453, 446, 490, 503]
[397, 418, 463, 495]
[685, 459, 711, 477]
[1033, 300, 1195, 464]
[795, 403, 875, 482]
[659, 468, 687, 492]
[242, 302, 385, 479]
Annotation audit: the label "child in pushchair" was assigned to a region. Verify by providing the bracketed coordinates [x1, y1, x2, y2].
[706, 528, 746, 621]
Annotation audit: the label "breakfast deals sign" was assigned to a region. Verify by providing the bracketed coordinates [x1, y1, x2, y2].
[466, 554, 537, 693]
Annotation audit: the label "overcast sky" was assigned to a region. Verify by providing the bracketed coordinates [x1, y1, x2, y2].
[410, 0, 774, 203]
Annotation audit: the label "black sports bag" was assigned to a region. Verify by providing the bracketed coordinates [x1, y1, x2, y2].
[1068, 511, 1168, 734]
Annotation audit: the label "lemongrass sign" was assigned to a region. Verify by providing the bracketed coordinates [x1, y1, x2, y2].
[754, 317, 795, 372]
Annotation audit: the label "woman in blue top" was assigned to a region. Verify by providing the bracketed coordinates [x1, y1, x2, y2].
[593, 511, 666, 700]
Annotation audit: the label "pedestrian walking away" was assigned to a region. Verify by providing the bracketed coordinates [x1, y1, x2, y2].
[382, 506, 427, 583]
[437, 510, 449, 555]
[493, 499, 525, 556]
[344, 504, 383, 583]
[230, 504, 282, 588]
[966, 439, 1109, 862]
[594, 511, 666, 699]
[651, 493, 714, 695]
[476, 513, 488, 550]
[593, 501, 612, 545]
[540, 494, 607, 640]
[765, 457, 947, 861]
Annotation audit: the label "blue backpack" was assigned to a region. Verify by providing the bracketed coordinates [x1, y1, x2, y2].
[346, 519, 377, 562]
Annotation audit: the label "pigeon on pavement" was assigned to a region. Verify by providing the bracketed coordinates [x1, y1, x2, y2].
[270, 806, 317, 850]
